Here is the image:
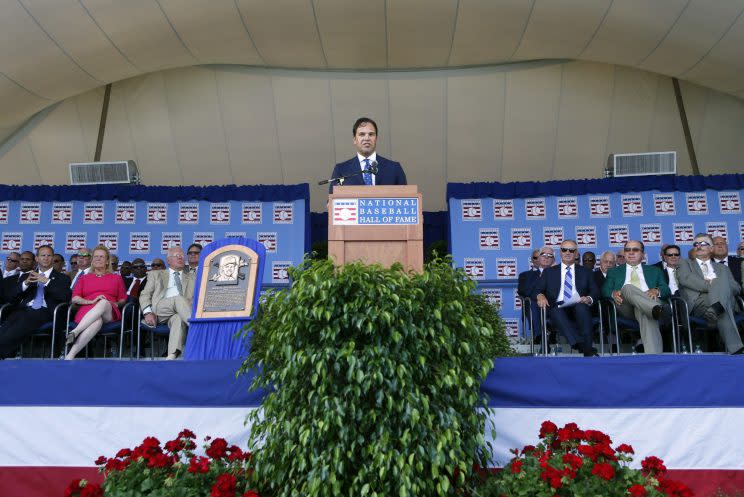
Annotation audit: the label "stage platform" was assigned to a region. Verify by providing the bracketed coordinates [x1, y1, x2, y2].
[2, 355, 743, 496]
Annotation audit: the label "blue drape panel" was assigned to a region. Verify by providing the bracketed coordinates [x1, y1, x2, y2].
[447, 173, 744, 200]
[183, 237, 266, 360]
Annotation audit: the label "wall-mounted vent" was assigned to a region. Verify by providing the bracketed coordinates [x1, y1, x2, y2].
[69, 161, 139, 185]
[606, 152, 676, 178]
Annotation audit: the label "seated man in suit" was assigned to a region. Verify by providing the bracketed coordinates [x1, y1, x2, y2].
[677, 233, 744, 354]
[711, 237, 742, 286]
[582, 251, 596, 271]
[329, 117, 406, 192]
[518, 247, 554, 344]
[139, 247, 195, 360]
[652, 244, 681, 296]
[124, 258, 148, 301]
[0, 245, 71, 358]
[3, 252, 20, 278]
[534, 239, 599, 356]
[602, 240, 670, 354]
[594, 251, 615, 290]
[2, 251, 36, 308]
[69, 248, 92, 288]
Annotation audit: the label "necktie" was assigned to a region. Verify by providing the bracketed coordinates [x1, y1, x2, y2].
[129, 279, 142, 298]
[174, 271, 183, 296]
[630, 266, 641, 288]
[363, 159, 372, 186]
[563, 266, 573, 302]
[31, 281, 45, 309]
[701, 261, 710, 277]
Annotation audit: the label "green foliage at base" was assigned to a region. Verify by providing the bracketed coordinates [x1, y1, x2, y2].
[240, 258, 504, 497]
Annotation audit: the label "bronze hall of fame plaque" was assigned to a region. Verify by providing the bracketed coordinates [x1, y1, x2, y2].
[194, 244, 260, 319]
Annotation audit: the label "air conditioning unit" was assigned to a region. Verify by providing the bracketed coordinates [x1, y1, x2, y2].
[605, 152, 676, 178]
[69, 161, 139, 185]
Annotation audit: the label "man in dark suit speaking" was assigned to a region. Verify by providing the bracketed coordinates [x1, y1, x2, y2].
[329, 117, 407, 192]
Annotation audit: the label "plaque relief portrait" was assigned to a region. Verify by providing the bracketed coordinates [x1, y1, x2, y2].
[210, 254, 249, 285]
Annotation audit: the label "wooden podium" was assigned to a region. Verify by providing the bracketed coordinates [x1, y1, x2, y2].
[328, 185, 423, 272]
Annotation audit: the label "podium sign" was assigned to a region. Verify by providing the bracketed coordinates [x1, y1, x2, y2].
[328, 186, 423, 272]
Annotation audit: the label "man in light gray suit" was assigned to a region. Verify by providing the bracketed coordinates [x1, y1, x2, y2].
[139, 246, 195, 360]
[676, 233, 744, 355]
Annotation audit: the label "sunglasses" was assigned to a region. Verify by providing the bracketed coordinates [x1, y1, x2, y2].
[539, 253, 555, 258]
[692, 241, 710, 247]
[132, 264, 146, 269]
[531, 256, 538, 260]
[560, 247, 577, 253]
[6, 258, 19, 263]
[151, 263, 165, 267]
[625, 247, 642, 252]
[664, 252, 681, 257]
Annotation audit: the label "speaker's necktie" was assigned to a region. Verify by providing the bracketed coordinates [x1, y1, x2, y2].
[363, 159, 372, 186]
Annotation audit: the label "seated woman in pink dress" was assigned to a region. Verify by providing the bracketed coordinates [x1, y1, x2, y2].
[65, 245, 127, 360]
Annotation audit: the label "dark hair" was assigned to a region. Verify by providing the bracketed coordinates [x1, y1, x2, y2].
[54, 253, 65, 262]
[663, 244, 681, 256]
[353, 117, 378, 136]
[624, 240, 645, 253]
[21, 250, 35, 258]
[36, 245, 54, 255]
[187, 243, 203, 252]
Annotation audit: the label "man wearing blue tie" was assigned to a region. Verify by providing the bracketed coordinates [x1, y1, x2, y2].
[0, 245, 71, 358]
[533, 239, 599, 356]
[329, 117, 407, 192]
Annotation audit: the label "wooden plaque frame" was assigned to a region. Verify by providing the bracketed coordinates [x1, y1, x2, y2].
[194, 244, 260, 319]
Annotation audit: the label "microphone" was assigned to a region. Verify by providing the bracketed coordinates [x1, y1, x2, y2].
[365, 160, 378, 175]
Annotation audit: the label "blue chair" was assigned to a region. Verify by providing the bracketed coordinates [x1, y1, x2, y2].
[538, 301, 605, 356]
[26, 302, 70, 358]
[136, 307, 171, 359]
[599, 297, 645, 354]
[671, 296, 716, 353]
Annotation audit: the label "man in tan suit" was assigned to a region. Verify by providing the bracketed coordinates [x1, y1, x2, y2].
[139, 246, 195, 360]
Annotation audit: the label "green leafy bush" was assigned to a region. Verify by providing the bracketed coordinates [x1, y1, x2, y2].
[241, 258, 502, 497]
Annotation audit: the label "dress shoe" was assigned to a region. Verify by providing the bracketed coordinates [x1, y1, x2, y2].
[65, 331, 78, 346]
[166, 350, 182, 360]
[652, 304, 671, 322]
[731, 346, 744, 355]
[634, 343, 645, 354]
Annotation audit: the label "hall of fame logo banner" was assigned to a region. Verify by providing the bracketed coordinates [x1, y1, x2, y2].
[575, 226, 597, 248]
[98, 232, 119, 252]
[621, 195, 643, 217]
[19, 203, 41, 224]
[178, 203, 199, 224]
[706, 222, 728, 240]
[495, 258, 518, 280]
[653, 194, 676, 216]
[493, 199, 514, 220]
[272, 262, 291, 284]
[511, 228, 532, 250]
[52, 203, 73, 224]
[66, 232, 87, 253]
[543, 227, 563, 248]
[192, 232, 214, 247]
[83, 203, 104, 224]
[740, 221, 744, 241]
[115, 203, 136, 224]
[1, 232, 22, 252]
[557, 196, 578, 219]
[525, 198, 546, 220]
[332, 198, 418, 225]
[479, 228, 500, 250]
[640, 224, 662, 246]
[480, 288, 502, 307]
[161, 232, 182, 252]
[673, 223, 695, 244]
[242, 202, 262, 224]
[0, 203, 8, 224]
[461, 199, 482, 221]
[257, 232, 277, 253]
[464, 258, 485, 280]
[718, 192, 741, 215]
[608, 225, 629, 247]
[147, 203, 168, 224]
[589, 196, 610, 218]
[210, 203, 231, 224]
[33, 232, 54, 249]
[273, 203, 294, 224]
[513, 293, 522, 311]
[504, 318, 519, 337]
[686, 192, 708, 215]
[129, 233, 151, 254]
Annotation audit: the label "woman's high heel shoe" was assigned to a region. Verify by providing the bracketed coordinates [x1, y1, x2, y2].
[65, 331, 78, 346]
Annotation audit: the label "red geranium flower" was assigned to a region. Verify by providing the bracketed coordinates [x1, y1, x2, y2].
[178, 428, 196, 439]
[658, 477, 694, 497]
[641, 456, 667, 476]
[591, 462, 615, 481]
[539, 420, 558, 438]
[115, 448, 132, 458]
[206, 438, 229, 459]
[243, 491, 259, 497]
[510, 460, 523, 474]
[562, 453, 583, 471]
[211, 473, 237, 497]
[164, 439, 185, 453]
[79, 483, 104, 497]
[583, 429, 612, 445]
[63, 479, 83, 497]
[188, 456, 211, 474]
[616, 444, 634, 454]
[628, 484, 647, 497]
[94, 455, 107, 465]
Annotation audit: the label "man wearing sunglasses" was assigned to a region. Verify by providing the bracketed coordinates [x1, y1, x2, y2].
[652, 244, 682, 296]
[3, 252, 21, 278]
[602, 240, 671, 354]
[534, 240, 599, 357]
[519, 247, 555, 345]
[677, 234, 744, 354]
[711, 237, 742, 286]
[69, 248, 92, 288]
